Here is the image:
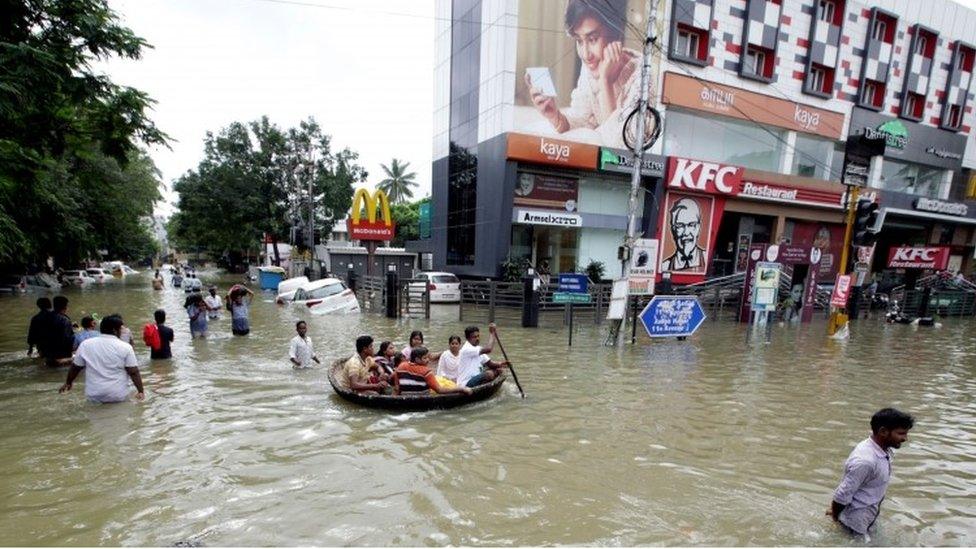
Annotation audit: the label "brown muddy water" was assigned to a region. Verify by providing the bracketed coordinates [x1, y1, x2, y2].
[0, 274, 973, 546]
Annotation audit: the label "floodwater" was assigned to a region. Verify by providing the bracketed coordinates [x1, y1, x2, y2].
[0, 274, 974, 546]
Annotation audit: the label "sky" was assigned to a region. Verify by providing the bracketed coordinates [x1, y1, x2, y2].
[101, 0, 435, 217]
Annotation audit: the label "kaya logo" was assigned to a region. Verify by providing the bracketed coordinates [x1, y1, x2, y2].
[865, 120, 908, 149]
[539, 138, 571, 162]
[794, 104, 821, 131]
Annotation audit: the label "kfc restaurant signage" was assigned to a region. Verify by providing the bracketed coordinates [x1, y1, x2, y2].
[506, 133, 598, 170]
[886, 246, 951, 270]
[666, 157, 845, 208]
[662, 72, 845, 139]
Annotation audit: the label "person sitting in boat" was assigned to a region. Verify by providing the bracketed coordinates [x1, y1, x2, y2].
[337, 335, 388, 395]
[457, 323, 510, 388]
[374, 341, 397, 380]
[394, 347, 471, 396]
[435, 335, 464, 383]
[403, 331, 442, 364]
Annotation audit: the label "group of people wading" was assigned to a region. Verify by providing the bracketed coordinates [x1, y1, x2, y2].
[331, 323, 509, 396]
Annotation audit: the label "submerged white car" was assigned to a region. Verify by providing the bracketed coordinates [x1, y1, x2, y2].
[63, 270, 96, 287]
[410, 271, 461, 303]
[292, 278, 360, 315]
[275, 276, 309, 304]
[86, 268, 110, 284]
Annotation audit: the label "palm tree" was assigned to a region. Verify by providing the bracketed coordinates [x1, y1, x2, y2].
[377, 158, 418, 204]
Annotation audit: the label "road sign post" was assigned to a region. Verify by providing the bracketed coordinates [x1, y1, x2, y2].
[556, 273, 591, 346]
[638, 296, 707, 339]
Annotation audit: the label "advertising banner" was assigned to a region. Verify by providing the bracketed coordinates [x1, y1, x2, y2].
[831, 274, 852, 308]
[658, 192, 716, 276]
[628, 238, 659, 296]
[751, 262, 781, 313]
[515, 0, 658, 149]
[514, 173, 578, 212]
[886, 246, 951, 270]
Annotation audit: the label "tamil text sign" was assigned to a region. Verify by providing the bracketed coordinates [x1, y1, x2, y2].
[638, 296, 707, 338]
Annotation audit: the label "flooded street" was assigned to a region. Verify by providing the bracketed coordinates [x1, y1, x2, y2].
[0, 275, 974, 546]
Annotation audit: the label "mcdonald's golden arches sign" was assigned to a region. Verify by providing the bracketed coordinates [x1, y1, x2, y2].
[347, 188, 395, 241]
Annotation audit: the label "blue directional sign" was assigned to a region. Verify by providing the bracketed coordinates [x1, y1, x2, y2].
[557, 273, 588, 294]
[638, 296, 707, 338]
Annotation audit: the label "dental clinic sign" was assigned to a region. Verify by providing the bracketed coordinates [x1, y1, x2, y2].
[849, 108, 966, 170]
[886, 246, 951, 270]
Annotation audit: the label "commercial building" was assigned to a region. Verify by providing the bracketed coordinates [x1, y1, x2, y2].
[425, 0, 976, 281]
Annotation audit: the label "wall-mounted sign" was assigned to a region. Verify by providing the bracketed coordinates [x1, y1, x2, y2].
[627, 238, 659, 296]
[514, 173, 578, 212]
[506, 133, 598, 170]
[886, 246, 951, 270]
[514, 209, 582, 227]
[662, 72, 845, 139]
[599, 148, 665, 178]
[849, 108, 966, 170]
[913, 197, 968, 216]
[667, 157, 744, 194]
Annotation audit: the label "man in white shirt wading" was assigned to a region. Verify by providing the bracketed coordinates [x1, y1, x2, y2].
[59, 314, 145, 403]
[289, 320, 320, 369]
[828, 408, 915, 537]
[204, 287, 223, 320]
[456, 322, 510, 388]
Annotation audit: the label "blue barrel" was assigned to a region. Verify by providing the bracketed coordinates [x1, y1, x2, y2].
[258, 266, 286, 291]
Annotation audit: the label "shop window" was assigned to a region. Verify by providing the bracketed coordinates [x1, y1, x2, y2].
[792, 134, 836, 180]
[663, 108, 785, 172]
[742, 45, 774, 80]
[902, 92, 924, 120]
[879, 159, 946, 198]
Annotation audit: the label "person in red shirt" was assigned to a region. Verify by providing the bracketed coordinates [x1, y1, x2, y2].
[395, 347, 472, 396]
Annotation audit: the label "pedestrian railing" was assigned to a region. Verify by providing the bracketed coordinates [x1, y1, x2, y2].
[896, 289, 976, 317]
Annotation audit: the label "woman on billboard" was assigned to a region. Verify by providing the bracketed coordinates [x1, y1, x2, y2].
[524, 0, 642, 146]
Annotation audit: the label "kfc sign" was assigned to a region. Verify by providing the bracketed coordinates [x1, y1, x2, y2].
[886, 246, 951, 270]
[667, 157, 744, 194]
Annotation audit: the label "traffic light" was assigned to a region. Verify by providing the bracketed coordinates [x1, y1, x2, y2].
[853, 200, 880, 245]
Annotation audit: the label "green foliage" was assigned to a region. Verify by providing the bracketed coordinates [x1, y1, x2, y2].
[0, 0, 168, 268]
[389, 196, 429, 247]
[582, 260, 606, 283]
[500, 256, 532, 282]
[377, 158, 418, 204]
[169, 117, 366, 263]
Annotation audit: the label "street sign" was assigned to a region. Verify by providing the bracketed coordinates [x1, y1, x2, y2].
[751, 262, 781, 313]
[627, 238, 659, 296]
[553, 292, 592, 304]
[638, 296, 707, 338]
[557, 273, 588, 294]
[831, 274, 852, 308]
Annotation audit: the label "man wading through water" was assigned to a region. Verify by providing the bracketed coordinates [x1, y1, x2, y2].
[828, 408, 915, 538]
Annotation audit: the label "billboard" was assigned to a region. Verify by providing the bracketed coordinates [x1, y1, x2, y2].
[347, 188, 394, 241]
[658, 192, 715, 276]
[515, 0, 659, 149]
[513, 173, 578, 211]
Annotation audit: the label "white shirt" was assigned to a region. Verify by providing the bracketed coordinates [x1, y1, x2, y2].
[289, 335, 314, 369]
[457, 341, 490, 387]
[73, 334, 139, 402]
[204, 295, 223, 319]
[436, 351, 462, 381]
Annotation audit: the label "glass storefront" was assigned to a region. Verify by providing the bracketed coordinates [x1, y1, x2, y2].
[664, 108, 785, 172]
[791, 134, 838, 180]
[878, 159, 947, 198]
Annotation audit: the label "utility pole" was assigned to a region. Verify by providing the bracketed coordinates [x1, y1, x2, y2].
[617, 0, 656, 345]
[306, 148, 317, 280]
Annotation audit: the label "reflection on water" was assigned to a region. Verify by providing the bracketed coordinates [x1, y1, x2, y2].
[0, 275, 974, 546]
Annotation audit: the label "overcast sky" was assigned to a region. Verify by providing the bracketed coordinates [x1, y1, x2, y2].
[102, 0, 435, 217]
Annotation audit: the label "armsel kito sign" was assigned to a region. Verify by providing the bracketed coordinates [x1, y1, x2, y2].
[516, 209, 582, 227]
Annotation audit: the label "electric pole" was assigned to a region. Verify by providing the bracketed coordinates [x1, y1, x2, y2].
[617, 0, 656, 345]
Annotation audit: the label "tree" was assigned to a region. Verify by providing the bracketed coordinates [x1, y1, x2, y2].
[377, 158, 418, 204]
[0, 0, 167, 268]
[170, 117, 366, 266]
[389, 197, 429, 247]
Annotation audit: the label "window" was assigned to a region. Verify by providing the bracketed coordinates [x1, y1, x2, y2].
[880, 160, 946, 198]
[947, 104, 962, 128]
[915, 35, 927, 56]
[818, 0, 834, 23]
[663, 108, 785, 172]
[677, 28, 699, 58]
[904, 94, 918, 118]
[872, 19, 886, 41]
[810, 66, 825, 92]
[791, 134, 837, 180]
[861, 81, 876, 104]
[746, 48, 766, 77]
[860, 79, 884, 108]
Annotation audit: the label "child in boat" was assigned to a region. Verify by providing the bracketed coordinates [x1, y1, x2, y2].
[394, 347, 471, 396]
[373, 341, 397, 379]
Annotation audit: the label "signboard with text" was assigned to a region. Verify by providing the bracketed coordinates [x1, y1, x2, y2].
[638, 296, 707, 338]
[831, 274, 852, 308]
[751, 262, 781, 313]
[348, 188, 395, 241]
[886, 246, 951, 270]
[628, 238, 659, 296]
[557, 273, 588, 294]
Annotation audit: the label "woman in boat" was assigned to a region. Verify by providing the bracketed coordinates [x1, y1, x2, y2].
[402, 331, 442, 364]
[394, 347, 471, 396]
[435, 335, 464, 383]
[374, 341, 397, 379]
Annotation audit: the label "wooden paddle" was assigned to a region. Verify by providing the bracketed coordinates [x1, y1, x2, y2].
[492, 327, 525, 398]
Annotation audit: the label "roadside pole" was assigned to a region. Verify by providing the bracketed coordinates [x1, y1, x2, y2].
[617, 0, 656, 345]
[828, 185, 860, 335]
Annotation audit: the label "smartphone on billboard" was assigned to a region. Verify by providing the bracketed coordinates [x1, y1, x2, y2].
[526, 67, 557, 98]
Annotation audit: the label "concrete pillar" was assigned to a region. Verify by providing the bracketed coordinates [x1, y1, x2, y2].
[773, 215, 788, 244]
[781, 131, 797, 174]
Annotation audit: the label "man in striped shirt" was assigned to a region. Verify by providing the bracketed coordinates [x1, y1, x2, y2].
[395, 347, 471, 396]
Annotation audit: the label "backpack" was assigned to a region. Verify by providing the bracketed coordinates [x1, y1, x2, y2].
[142, 323, 161, 351]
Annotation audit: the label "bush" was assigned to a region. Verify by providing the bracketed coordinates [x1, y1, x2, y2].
[583, 260, 606, 283]
[499, 256, 532, 282]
